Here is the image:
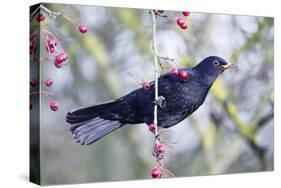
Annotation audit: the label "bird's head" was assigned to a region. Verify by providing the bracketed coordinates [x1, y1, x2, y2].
[195, 56, 236, 83]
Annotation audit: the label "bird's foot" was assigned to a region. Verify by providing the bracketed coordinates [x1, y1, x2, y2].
[154, 96, 166, 109]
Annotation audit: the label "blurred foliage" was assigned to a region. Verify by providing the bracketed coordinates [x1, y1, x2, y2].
[36, 3, 274, 185]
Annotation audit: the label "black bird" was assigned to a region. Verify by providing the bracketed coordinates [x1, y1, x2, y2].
[66, 56, 236, 145]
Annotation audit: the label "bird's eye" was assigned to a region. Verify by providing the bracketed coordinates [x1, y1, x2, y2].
[213, 60, 220, 66]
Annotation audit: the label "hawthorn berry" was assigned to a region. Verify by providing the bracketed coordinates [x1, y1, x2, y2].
[151, 168, 162, 178]
[30, 79, 37, 87]
[30, 38, 36, 55]
[155, 143, 165, 154]
[44, 78, 53, 87]
[176, 18, 188, 30]
[171, 67, 179, 76]
[36, 13, 45, 22]
[182, 11, 190, 17]
[179, 70, 189, 81]
[180, 23, 188, 29]
[55, 61, 63, 68]
[47, 39, 57, 48]
[61, 53, 68, 60]
[30, 38, 36, 48]
[142, 81, 151, 90]
[54, 52, 68, 68]
[50, 101, 59, 111]
[176, 18, 185, 26]
[55, 53, 65, 64]
[148, 123, 156, 133]
[78, 24, 87, 33]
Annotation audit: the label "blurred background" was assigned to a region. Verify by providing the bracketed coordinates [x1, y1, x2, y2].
[30, 3, 274, 185]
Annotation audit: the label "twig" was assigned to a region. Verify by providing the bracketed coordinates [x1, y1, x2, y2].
[151, 10, 160, 141]
[40, 4, 61, 19]
[256, 110, 274, 128]
[150, 9, 175, 178]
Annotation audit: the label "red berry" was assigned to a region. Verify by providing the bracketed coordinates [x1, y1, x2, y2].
[180, 23, 188, 29]
[44, 78, 53, 87]
[148, 123, 156, 133]
[47, 39, 57, 48]
[50, 101, 59, 111]
[151, 168, 162, 178]
[155, 143, 165, 154]
[182, 11, 190, 17]
[142, 81, 151, 90]
[36, 13, 45, 22]
[55, 61, 63, 68]
[30, 79, 37, 87]
[176, 18, 185, 26]
[55, 53, 65, 64]
[30, 38, 36, 48]
[46, 46, 55, 53]
[61, 53, 68, 61]
[171, 67, 179, 76]
[79, 24, 87, 33]
[179, 70, 189, 81]
[30, 38, 36, 55]
[54, 52, 68, 68]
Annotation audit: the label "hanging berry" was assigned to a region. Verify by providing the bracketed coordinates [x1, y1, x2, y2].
[30, 79, 37, 87]
[142, 81, 151, 90]
[154, 143, 165, 154]
[182, 11, 190, 17]
[179, 70, 189, 81]
[44, 78, 53, 87]
[36, 13, 45, 22]
[79, 24, 88, 33]
[54, 52, 68, 68]
[50, 101, 59, 111]
[151, 168, 162, 178]
[148, 123, 156, 133]
[171, 67, 179, 76]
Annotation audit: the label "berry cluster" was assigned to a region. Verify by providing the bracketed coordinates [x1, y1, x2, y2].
[155, 10, 191, 30]
[30, 77, 58, 111]
[148, 123, 167, 178]
[171, 67, 189, 82]
[30, 5, 87, 111]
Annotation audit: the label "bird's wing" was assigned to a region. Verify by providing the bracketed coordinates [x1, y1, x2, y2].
[156, 69, 209, 128]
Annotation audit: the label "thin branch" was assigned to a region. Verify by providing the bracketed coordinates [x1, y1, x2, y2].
[151, 10, 160, 139]
[150, 9, 175, 178]
[257, 110, 274, 128]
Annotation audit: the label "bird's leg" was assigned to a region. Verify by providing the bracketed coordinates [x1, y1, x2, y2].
[154, 96, 166, 109]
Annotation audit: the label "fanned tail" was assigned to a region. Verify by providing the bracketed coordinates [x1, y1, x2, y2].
[66, 101, 125, 145]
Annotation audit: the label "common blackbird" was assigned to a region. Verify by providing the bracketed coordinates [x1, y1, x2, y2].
[66, 56, 236, 145]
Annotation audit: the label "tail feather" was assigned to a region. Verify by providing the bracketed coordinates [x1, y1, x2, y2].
[66, 101, 126, 145]
[72, 118, 111, 135]
[70, 117, 124, 145]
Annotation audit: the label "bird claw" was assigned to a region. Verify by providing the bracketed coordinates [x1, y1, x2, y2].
[154, 96, 166, 109]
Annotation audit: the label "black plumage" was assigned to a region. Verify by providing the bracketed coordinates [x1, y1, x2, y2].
[66, 56, 235, 145]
